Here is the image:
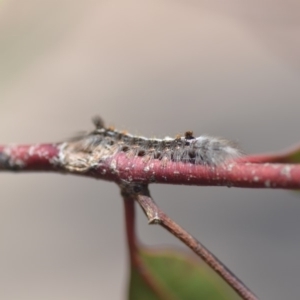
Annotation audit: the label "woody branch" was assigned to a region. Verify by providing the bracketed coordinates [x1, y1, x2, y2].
[0, 143, 300, 189]
[120, 182, 258, 300]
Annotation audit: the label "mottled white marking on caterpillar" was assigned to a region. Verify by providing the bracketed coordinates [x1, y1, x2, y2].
[61, 117, 242, 172]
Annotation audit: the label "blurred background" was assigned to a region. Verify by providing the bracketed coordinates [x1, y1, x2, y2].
[0, 1, 300, 299]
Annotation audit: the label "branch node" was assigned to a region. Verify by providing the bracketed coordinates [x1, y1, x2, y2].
[148, 214, 161, 224]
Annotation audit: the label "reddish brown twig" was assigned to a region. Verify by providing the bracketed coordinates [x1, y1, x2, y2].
[121, 182, 258, 300]
[1, 143, 300, 189]
[241, 143, 300, 164]
[0, 144, 61, 171]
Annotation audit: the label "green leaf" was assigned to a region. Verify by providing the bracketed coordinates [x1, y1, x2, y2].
[285, 149, 300, 164]
[128, 248, 241, 300]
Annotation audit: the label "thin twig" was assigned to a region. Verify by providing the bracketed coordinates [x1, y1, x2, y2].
[121, 187, 179, 300]
[122, 182, 258, 300]
[1, 144, 300, 189]
[242, 143, 300, 164]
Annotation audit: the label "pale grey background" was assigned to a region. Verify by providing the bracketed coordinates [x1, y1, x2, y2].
[0, 1, 300, 299]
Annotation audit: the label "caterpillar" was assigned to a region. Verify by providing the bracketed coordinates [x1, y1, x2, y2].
[60, 116, 242, 172]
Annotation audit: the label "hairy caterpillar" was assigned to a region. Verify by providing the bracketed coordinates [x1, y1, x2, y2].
[62, 117, 242, 172]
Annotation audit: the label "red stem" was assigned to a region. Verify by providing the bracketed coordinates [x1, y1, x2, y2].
[0, 144, 60, 171]
[123, 197, 137, 263]
[1, 143, 300, 189]
[122, 194, 177, 300]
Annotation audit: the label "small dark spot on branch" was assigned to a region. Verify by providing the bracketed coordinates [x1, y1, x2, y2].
[0, 152, 10, 169]
[133, 184, 143, 193]
[0, 153, 23, 171]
